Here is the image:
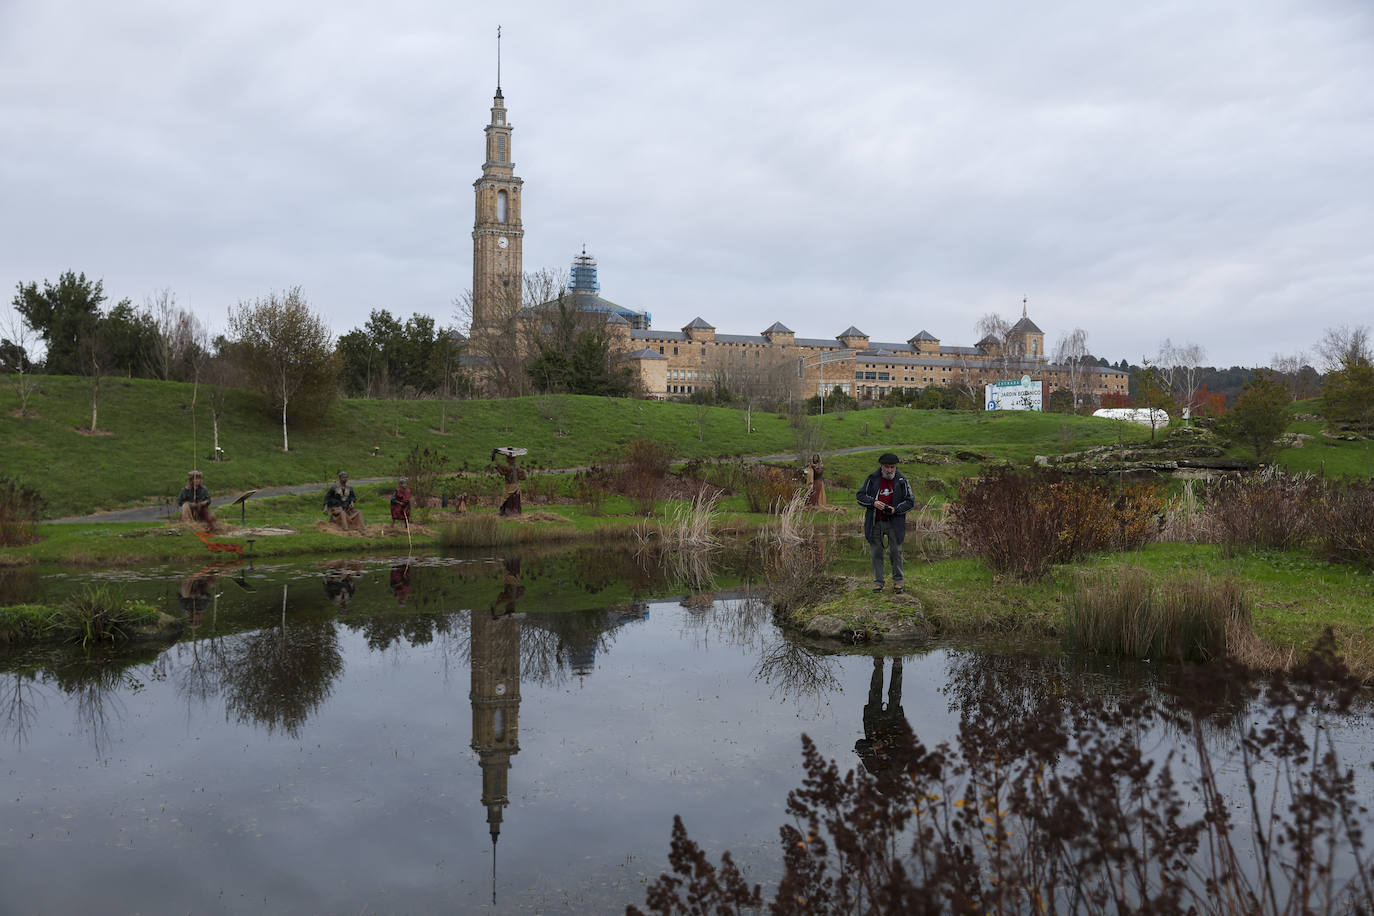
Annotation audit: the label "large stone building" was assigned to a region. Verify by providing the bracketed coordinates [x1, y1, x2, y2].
[469, 82, 1129, 405]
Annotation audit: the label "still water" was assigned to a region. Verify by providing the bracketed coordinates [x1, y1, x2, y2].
[1, 551, 1369, 913]
[0, 552, 962, 913]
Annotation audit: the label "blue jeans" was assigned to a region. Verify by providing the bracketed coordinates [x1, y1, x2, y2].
[869, 519, 904, 586]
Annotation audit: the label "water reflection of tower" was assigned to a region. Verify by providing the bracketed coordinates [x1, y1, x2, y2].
[470, 557, 524, 856]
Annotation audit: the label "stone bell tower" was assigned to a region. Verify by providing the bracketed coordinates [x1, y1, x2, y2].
[471, 31, 524, 333]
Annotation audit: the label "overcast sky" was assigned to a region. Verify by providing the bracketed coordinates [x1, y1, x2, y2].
[2, 0, 1370, 367]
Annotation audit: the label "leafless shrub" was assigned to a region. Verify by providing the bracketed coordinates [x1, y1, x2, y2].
[1201, 468, 1320, 552]
[1314, 479, 1374, 568]
[950, 467, 1165, 581]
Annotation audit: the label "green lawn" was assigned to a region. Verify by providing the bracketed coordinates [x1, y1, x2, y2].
[2, 375, 1156, 517]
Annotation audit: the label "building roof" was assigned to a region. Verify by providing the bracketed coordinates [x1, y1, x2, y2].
[683, 316, 715, 329]
[838, 326, 868, 338]
[762, 321, 793, 334]
[1011, 315, 1044, 334]
[604, 312, 629, 325]
[909, 330, 938, 341]
[975, 334, 1002, 348]
[625, 347, 667, 360]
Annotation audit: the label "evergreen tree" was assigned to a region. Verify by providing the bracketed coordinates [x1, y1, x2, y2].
[1224, 369, 1291, 461]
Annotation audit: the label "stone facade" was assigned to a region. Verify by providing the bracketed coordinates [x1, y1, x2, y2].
[615, 313, 1129, 404]
[471, 87, 524, 333]
[469, 86, 1129, 406]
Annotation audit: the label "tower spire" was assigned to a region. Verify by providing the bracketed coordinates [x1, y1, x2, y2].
[496, 25, 502, 95]
[1022, 295, 1028, 319]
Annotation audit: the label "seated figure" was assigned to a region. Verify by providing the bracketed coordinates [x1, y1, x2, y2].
[177, 470, 217, 531]
[324, 471, 364, 530]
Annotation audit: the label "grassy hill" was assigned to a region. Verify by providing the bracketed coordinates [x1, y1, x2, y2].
[4, 373, 1330, 519]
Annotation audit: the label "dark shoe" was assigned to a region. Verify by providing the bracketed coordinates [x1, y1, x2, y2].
[893, 585, 904, 594]
[873, 584, 883, 592]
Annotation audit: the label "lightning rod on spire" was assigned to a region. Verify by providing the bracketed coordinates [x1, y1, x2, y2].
[496, 25, 502, 92]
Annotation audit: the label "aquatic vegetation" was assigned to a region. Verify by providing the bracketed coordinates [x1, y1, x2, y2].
[1063, 567, 1251, 663]
[50, 585, 160, 646]
[0, 604, 49, 643]
[635, 636, 1373, 915]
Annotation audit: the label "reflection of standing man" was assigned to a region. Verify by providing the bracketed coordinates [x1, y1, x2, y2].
[856, 453, 915, 593]
[854, 657, 915, 791]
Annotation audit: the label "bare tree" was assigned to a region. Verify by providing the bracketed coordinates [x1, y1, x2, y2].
[1316, 324, 1372, 372]
[1158, 340, 1206, 424]
[1271, 350, 1317, 401]
[80, 324, 106, 432]
[1052, 328, 1089, 410]
[975, 312, 1017, 376]
[1, 306, 41, 416]
[146, 289, 208, 382]
[704, 345, 794, 431]
[454, 267, 573, 397]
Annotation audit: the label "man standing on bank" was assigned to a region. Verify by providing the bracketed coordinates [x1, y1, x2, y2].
[856, 453, 915, 593]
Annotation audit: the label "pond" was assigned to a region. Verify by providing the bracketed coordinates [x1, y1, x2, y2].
[1, 550, 1371, 913]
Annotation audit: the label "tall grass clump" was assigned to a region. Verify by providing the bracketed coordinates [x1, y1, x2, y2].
[50, 585, 160, 646]
[760, 532, 838, 616]
[949, 467, 1163, 581]
[1064, 568, 1251, 662]
[1314, 479, 1374, 567]
[644, 492, 723, 594]
[0, 474, 45, 546]
[1202, 467, 1320, 552]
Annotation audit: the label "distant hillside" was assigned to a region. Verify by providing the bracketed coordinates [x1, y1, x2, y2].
[2, 375, 1149, 517]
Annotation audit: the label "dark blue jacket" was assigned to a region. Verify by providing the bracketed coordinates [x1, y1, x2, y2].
[856, 469, 916, 543]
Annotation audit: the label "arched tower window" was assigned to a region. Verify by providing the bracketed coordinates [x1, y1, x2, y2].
[497, 190, 508, 223]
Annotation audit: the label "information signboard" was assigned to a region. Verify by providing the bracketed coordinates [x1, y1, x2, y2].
[985, 376, 1042, 411]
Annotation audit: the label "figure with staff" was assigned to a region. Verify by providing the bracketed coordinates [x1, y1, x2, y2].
[491, 447, 527, 517]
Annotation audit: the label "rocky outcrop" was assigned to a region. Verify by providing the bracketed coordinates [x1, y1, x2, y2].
[1036, 426, 1257, 477]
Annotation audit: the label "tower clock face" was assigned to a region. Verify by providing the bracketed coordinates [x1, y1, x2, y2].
[497, 237, 509, 249]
